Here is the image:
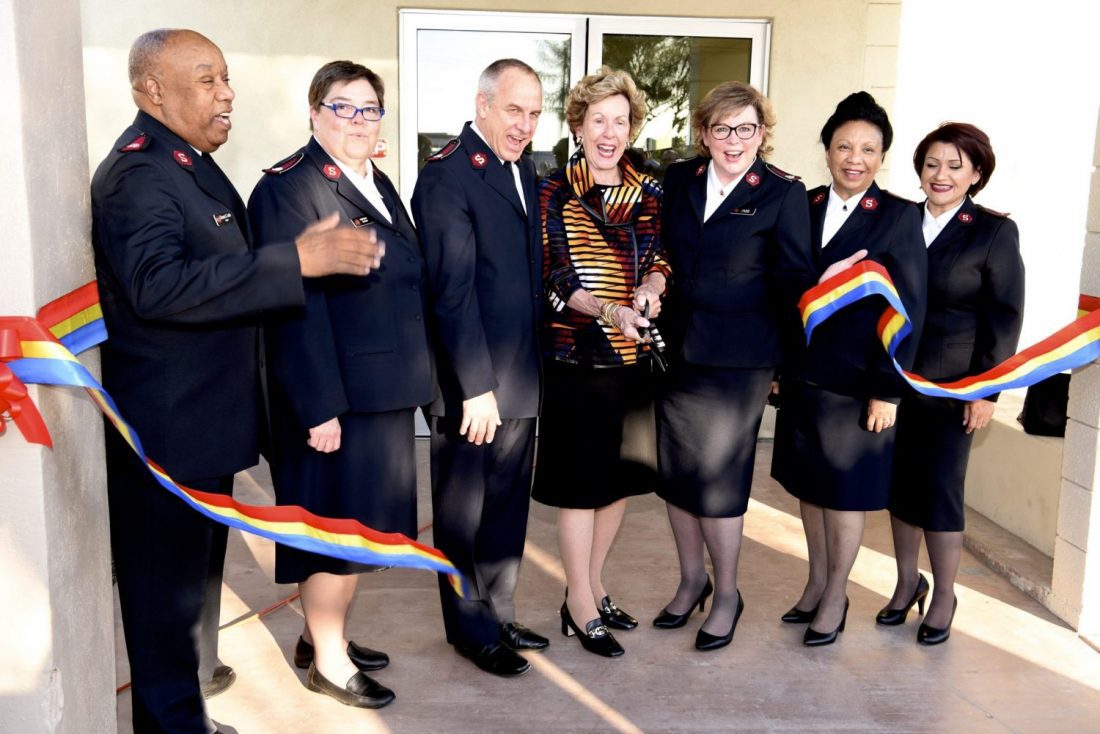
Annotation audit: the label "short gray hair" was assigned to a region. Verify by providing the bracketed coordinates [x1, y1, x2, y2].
[477, 58, 540, 102]
[128, 28, 177, 86]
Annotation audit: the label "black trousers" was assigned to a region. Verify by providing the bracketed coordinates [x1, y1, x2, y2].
[107, 429, 231, 734]
[429, 416, 536, 647]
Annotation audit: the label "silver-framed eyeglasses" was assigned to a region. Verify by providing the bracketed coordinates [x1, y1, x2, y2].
[322, 102, 385, 121]
[709, 122, 763, 140]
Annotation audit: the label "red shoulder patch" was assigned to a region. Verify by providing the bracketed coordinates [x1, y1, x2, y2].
[172, 149, 193, 168]
[426, 138, 461, 162]
[695, 163, 707, 177]
[745, 172, 761, 188]
[764, 162, 799, 182]
[860, 196, 878, 211]
[957, 212, 974, 224]
[812, 191, 826, 206]
[118, 133, 149, 153]
[322, 163, 341, 180]
[469, 151, 488, 169]
[263, 153, 304, 175]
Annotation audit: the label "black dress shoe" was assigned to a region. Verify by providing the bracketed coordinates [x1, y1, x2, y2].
[653, 576, 713, 629]
[599, 596, 638, 630]
[294, 636, 389, 671]
[201, 665, 236, 699]
[804, 598, 849, 647]
[499, 622, 550, 651]
[876, 573, 930, 626]
[695, 590, 744, 651]
[780, 604, 819, 624]
[560, 603, 624, 657]
[304, 663, 395, 708]
[917, 596, 957, 645]
[455, 642, 531, 676]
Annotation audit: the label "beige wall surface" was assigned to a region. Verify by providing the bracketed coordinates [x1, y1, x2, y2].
[81, 0, 887, 202]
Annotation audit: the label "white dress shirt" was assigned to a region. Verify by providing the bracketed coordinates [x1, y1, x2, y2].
[330, 153, 392, 224]
[921, 201, 965, 247]
[471, 121, 527, 214]
[821, 186, 868, 247]
[703, 159, 750, 221]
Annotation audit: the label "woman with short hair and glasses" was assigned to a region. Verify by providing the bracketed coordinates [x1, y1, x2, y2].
[654, 81, 815, 651]
[882, 122, 1024, 645]
[248, 60, 432, 707]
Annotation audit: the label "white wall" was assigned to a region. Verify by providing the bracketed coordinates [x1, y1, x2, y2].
[890, 0, 1100, 350]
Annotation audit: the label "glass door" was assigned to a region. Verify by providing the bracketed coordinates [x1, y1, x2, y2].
[398, 10, 587, 200]
[587, 15, 771, 181]
[399, 11, 771, 194]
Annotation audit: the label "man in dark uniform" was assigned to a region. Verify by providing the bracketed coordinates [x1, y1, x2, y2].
[91, 29, 384, 733]
[411, 59, 548, 677]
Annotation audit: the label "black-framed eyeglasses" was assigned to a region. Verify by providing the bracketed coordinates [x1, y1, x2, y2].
[709, 123, 762, 141]
[321, 102, 385, 121]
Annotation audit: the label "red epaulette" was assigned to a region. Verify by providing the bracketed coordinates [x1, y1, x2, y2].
[764, 162, 800, 182]
[263, 153, 304, 175]
[118, 133, 150, 153]
[977, 204, 1009, 218]
[426, 138, 461, 162]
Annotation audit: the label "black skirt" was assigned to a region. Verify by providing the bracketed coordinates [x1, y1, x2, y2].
[889, 394, 975, 531]
[531, 360, 658, 509]
[271, 408, 417, 583]
[656, 363, 773, 518]
[771, 381, 896, 511]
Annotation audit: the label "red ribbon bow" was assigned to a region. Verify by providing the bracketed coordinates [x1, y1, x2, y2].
[0, 320, 52, 446]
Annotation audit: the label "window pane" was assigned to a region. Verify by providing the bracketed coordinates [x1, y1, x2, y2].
[415, 29, 571, 176]
[602, 34, 753, 180]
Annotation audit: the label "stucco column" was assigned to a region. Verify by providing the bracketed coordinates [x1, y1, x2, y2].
[1051, 107, 1100, 641]
[0, 0, 115, 731]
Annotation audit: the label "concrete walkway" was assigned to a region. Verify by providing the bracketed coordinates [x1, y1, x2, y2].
[115, 440, 1100, 733]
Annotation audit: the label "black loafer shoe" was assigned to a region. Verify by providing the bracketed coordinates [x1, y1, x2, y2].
[499, 622, 549, 651]
[294, 636, 389, 671]
[305, 663, 395, 708]
[201, 665, 236, 699]
[455, 642, 531, 677]
[599, 596, 638, 630]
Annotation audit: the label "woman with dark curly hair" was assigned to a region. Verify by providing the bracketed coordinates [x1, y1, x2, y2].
[880, 123, 1024, 645]
[771, 91, 926, 646]
[531, 66, 669, 657]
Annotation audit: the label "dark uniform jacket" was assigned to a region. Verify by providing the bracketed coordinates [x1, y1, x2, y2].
[411, 123, 542, 419]
[801, 181, 927, 399]
[91, 111, 303, 480]
[247, 137, 434, 431]
[912, 197, 1024, 400]
[661, 156, 816, 368]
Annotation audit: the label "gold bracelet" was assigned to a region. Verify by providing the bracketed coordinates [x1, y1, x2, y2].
[597, 301, 620, 327]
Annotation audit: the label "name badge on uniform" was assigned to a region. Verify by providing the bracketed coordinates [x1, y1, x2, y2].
[351, 216, 372, 227]
[213, 212, 234, 227]
[730, 207, 756, 216]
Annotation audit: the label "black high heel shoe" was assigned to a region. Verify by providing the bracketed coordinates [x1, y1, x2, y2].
[599, 596, 638, 630]
[653, 576, 714, 629]
[803, 598, 849, 647]
[876, 573, 930, 626]
[917, 595, 957, 645]
[780, 604, 819, 624]
[560, 602, 624, 657]
[695, 590, 744, 651]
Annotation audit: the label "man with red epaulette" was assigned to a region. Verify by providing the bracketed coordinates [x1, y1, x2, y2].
[412, 59, 549, 677]
[90, 29, 384, 733]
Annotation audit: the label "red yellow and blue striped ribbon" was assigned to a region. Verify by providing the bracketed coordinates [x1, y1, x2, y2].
[2, 285, 469, 598]
[799, 261, 1100, 400]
